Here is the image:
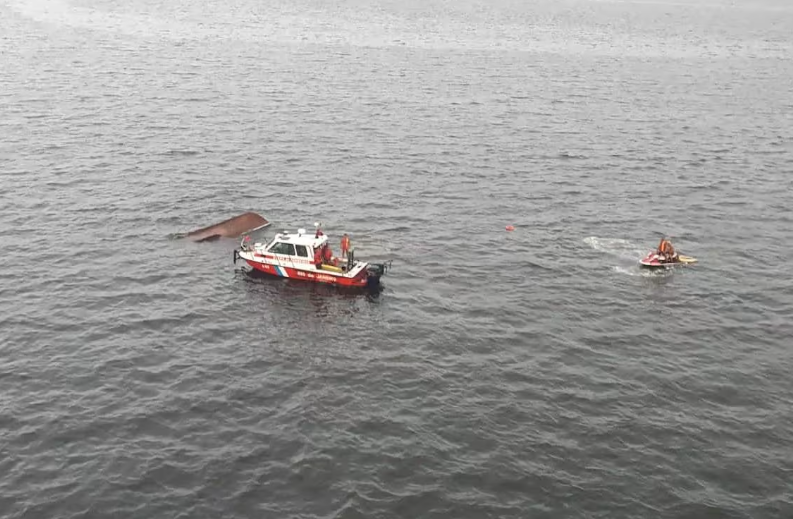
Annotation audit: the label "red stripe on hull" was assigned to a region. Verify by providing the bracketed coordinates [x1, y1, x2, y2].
[245, 260, 369, 287]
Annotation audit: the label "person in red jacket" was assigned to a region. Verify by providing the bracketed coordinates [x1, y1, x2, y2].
[322, 244, 333, 264]
[313, 246, 322, 267]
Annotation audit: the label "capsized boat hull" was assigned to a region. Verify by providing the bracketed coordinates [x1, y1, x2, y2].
[187, 212, 270, 242]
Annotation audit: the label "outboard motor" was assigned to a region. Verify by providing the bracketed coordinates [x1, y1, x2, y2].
[366, 260, 392, 280]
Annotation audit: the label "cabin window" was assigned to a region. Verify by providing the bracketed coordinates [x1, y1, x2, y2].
[295, 245, 308, 257]
[269, 242, 296, 256]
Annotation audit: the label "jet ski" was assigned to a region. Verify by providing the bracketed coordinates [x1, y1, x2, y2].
[639, 251, 698, 268]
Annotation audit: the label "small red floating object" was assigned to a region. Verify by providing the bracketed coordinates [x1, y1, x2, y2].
[505, 225, 515, 231]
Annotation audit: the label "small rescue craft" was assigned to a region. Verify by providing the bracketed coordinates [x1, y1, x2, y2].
[233, 226, 391, 289]
[639, 251, 698, 268]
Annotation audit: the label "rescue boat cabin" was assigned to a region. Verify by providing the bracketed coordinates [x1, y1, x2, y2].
[263, 229, 328, 267]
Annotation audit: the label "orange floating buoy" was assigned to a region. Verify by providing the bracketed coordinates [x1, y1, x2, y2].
[506, 225, 515, 231]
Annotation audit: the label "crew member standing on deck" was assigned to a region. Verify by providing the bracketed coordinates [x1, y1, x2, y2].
[340, 233, 350, 259]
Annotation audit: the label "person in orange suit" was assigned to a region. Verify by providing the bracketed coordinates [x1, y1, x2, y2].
[657, 237, 677, 262]
[340, 233, 351, 259]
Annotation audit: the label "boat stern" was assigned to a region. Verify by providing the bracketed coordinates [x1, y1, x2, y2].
[365, 261, 392, 287]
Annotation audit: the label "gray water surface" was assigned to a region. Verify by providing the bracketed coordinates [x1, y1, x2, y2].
[2, 0, 793, 517]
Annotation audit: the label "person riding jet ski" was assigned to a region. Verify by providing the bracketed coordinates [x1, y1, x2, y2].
[656, 237, 678, 263]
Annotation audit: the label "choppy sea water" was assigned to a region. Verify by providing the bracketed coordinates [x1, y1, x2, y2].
[1, 0, 793, 517]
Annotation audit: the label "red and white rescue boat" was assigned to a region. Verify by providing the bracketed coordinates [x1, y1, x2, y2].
[233, 227, 390, 288]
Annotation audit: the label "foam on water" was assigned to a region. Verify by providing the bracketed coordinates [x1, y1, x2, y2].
[584, 236, 647, 259]
[611, 264, 673, 278]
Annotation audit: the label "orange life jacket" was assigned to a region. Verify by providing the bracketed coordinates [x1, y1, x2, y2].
[341, 236, 350, 250]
